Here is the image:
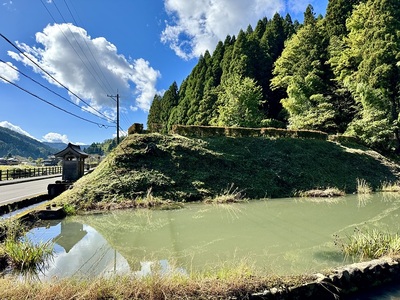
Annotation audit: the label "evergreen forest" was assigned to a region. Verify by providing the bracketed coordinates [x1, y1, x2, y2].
[147, 0, 400, 153]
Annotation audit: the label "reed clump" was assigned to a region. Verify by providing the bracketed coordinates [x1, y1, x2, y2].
[0, 219, 54, 275]
[204, 184, 248, 204]
[356, 178, 372, 194]
[335, 228, 400, 261]
[380, 181, 400, 192]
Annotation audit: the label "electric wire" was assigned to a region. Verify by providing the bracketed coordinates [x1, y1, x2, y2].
[0, 74, 114, 128]
[0, 33, 115, 123]
[41, 0, 124, 126]
[62, 0, 116, 96]
[51, 0, 114, 96]
[61, 0, 137, 128]
[0, 59, 112, 123]
[43, 0, 136, 132]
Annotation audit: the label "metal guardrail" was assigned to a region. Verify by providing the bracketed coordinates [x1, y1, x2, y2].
[0, 167, 62, 181]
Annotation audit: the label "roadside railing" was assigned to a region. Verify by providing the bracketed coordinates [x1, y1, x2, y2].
[0, 167, 62, 181]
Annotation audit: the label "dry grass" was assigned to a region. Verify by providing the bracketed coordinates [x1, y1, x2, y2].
[204, 183, 248, 204]
[299, 188, 345, 198]
[356, 178, 372, 194]
[0, 269, 317, 300]
[380, 181, 400, 192]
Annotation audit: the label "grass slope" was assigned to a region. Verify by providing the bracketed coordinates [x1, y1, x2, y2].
[56, 133, 400, 210]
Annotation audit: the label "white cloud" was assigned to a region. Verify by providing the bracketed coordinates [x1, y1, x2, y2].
[0, 61, 19, 83]
[0, 121, 38, 140]
[8, 23, 161, 113]
[42, 132, 69, 144]
[161, 0, 323, 60]
[287, 0, 315, 14]
[161, 0, 285, 59]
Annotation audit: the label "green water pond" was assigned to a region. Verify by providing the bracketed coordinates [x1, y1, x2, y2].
[27, 193, 400, 279]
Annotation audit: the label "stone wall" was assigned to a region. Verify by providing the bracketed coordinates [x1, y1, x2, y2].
[171, 125, 329, 140]
[251, 257, 400, 299]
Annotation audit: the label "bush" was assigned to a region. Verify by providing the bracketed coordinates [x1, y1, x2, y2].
[128, 123, 144, 134]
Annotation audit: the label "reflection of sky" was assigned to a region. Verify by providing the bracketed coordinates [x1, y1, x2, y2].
[27, 223, 131, 280]
[26, 222, 187, 280]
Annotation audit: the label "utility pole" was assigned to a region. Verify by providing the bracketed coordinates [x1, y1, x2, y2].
[107, 93, 120, 144]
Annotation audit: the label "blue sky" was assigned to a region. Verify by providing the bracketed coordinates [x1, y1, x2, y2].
[0, 0, 328, 145]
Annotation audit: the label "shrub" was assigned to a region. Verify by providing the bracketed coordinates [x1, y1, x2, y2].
[128, 123, 144, 134]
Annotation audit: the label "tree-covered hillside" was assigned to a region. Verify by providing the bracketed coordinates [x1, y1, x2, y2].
[84, 136, 124, 156]
[148, 0, 400, 153]
[0, 127, 56, 159]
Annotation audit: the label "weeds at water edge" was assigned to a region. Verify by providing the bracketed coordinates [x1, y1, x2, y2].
[0, 218, 54, 276]
[356, 178, 372, 194]
[380, 181, 400, 192]
[204, 183, 248, 204]
[334, 228, 400, 261]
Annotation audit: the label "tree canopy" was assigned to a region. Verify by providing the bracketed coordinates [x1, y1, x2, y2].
[147, 0, 400, 152]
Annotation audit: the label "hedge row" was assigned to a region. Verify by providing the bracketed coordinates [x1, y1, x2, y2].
[328, 134, 362, 144]
[171, 125, 329, 140]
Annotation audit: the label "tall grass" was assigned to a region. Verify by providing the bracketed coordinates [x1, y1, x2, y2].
[356, 178, 372, 194]
[0, 218, 54, 276]
[204, 183, 248, 204]
[335, 228, 400, 261]
[3, 237, 54, 275]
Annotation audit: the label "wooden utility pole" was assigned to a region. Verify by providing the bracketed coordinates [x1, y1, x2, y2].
[107, 93, 120, 144]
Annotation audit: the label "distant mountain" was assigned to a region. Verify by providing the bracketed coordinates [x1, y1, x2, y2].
[0, 126, 57, 159]
[43, 142, 91, 152]
[42, 142, 68, 151]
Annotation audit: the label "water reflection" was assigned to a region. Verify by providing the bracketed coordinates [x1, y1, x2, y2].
[25, 193, 400, 280]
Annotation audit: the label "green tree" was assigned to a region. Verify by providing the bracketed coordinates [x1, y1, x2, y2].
[271, 17, 336, 132]
[147, 94, 163, 132]
[325, 0, 363, 38]
[330, 0, 400, 151]
[212, 74, 264, 127]
[303, 4, 316, 26]
[260, 13, 294, 121]
[36, 158, 43, 166]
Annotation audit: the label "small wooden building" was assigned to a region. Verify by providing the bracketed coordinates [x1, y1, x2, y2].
[54, 143, 88, 181]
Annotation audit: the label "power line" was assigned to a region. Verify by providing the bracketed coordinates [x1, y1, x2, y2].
[44, 0, 114, 98]
[0, 32, 115, 123]
[0, 59, 112, 123]
[107, 93, 120, 144]
[0, 74, 114, 128]
[41, 0, 135, 131]
[62, 0, 115, 95]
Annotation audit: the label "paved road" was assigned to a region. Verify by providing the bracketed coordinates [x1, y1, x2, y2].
[0, 176, 61, 206]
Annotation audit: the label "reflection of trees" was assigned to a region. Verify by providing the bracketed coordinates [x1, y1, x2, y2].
[77, 210, 183, 272]
[71, 199, 400, 275]
[75, 207, 244, 273]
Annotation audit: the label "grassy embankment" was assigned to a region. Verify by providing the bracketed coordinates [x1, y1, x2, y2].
[53, 133, 399, 211]
[2, 133, 400, 299]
